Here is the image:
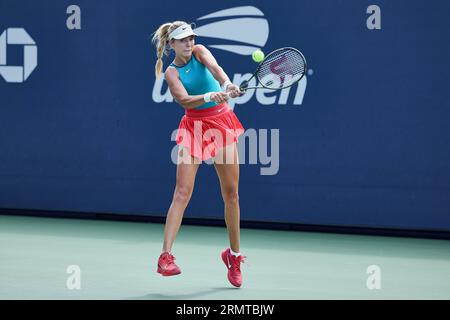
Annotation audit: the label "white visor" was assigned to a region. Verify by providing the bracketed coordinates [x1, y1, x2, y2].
[168, 24, 197, 40]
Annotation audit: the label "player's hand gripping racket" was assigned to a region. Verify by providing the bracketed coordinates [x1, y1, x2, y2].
[227, 47, 307, 97]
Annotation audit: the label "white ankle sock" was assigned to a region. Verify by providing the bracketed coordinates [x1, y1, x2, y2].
[230, 248, 241, 257]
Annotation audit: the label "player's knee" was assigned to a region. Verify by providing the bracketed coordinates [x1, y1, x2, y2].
[174, 186, 192, 204]
[222, 190, 239, 204]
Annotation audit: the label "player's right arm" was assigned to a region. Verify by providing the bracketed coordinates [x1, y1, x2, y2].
[165, 67, 229, 110]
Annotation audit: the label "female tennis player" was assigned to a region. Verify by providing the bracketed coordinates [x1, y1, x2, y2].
[152, 21, 245, 287]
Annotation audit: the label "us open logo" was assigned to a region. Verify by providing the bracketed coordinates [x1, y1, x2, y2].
[152, 6, 308, 108]
[0, 28, 38, 83]
[194, 6, 269, 56]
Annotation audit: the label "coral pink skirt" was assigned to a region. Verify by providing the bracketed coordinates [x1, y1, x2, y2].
[175, 103, 245, 161]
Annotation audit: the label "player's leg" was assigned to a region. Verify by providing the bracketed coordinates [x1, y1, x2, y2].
[213, 142, 245, 287]
[163, 146, 200, 253]
[158, 147, 200, 276]
[213, 142, 240, 252]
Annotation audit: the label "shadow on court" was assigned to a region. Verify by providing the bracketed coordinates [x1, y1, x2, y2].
[126, 287, 238, 300]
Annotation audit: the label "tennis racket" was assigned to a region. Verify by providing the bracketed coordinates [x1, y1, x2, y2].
[228, 47, 307, 97]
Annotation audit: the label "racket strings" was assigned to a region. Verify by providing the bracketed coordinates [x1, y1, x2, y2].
[257, 49, 306, 89]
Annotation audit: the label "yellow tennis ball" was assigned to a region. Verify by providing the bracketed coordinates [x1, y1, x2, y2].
[252, 50, 265, 63]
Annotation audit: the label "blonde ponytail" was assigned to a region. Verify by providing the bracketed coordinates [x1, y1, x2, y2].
[151, 21, 190, 78]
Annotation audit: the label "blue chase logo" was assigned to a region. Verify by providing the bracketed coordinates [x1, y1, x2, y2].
[0, 28, 38, 83]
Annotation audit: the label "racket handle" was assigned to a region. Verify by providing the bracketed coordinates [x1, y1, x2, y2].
[226, 90, 246, 99]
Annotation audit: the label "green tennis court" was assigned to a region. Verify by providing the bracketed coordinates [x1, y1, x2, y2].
[1, 215, 449, 300]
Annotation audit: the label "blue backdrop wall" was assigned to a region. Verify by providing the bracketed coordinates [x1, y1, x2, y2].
[1, 0, 449, 231]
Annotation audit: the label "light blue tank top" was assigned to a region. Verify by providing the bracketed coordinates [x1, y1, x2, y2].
[169, 54, 222, 110]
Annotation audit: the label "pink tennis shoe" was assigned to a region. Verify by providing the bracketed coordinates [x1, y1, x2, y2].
[221, 248, 245, 288]
[157, 252, 181, 276]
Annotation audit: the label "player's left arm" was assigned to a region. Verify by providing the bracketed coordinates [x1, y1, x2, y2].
[194, 45, 241, 98]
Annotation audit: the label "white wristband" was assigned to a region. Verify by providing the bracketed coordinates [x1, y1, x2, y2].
[204, 92, 213, 103]
[221, 80, 232, 91]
